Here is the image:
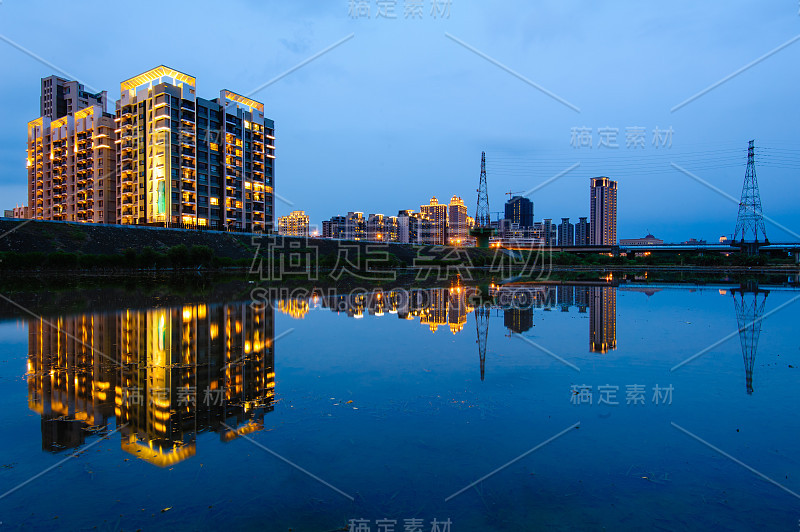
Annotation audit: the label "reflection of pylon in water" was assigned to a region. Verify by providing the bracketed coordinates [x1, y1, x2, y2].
[731, 284, 769, 395]
[475, 306, 490, 381]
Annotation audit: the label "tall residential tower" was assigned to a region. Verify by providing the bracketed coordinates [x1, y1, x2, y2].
[27, 105, 116, 223]
[589, 177, 617, 246]
[115, 66, 274, 231]
[40, 75, 107, 121]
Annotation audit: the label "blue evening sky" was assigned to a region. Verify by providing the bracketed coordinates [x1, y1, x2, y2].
[0, 1, 798, 242]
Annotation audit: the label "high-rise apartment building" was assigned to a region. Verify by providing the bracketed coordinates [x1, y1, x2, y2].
[116, 66, 274, 231]
[504, 196, 533, 228]
[278, 210, 310, 236]
[558, 217, 574, 246]
[323, 215, 346, 238]
[367, 213, 398, 242]
[398, 209, 433, 244]
[420, 197, 448, 245]
[590, 177, 617, 245]
[344, 211, 366, 240]
[27, 104, 117, 223]
[448, 195, 469, 245]
[40, 75, 106, 121]
[385, 216, 399, 242]
[542, 218, 556, 246]
[575, 216, 590, 246]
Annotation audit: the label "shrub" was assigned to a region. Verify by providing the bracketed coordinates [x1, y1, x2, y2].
[167, 244, 190, 269]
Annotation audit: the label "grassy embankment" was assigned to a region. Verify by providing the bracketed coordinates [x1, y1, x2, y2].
[0, 218, 796, 274]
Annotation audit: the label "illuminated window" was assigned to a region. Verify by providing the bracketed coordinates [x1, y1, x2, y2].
[210, 197, 219, 206]
[209, 142, 219, 152]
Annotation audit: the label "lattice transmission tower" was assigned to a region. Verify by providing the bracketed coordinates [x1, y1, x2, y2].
[476, 151, 490, 227]
[733, 140, 768, 247]
[470, 151, 495, 248]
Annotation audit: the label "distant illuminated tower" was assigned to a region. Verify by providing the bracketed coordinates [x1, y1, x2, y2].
[590, 177, 617, 245]
[421, 197, 449, 245]
[447, 195, 469, 245]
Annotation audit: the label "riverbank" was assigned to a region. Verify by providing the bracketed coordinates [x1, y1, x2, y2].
[1, 218, 798, 274]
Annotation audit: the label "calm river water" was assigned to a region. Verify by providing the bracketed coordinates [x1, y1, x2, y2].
[0, 280, 798, 530]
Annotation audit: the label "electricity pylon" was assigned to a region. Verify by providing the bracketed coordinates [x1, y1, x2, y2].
[733, 140, 768, 254]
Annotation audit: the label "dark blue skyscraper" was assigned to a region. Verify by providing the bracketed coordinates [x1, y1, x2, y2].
[504, 196, 533, 227]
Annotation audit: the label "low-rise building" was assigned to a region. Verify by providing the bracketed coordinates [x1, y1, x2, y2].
[12, 205, 30, 219]
[620, 234, 663, 246]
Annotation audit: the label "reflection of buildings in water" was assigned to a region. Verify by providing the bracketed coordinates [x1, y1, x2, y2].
[317, 288, 474, 335]
[27, 315, 117, 452]
[315, 285, 616, 357]
[277, 298, 310, 319]
[420, 289, 448, 333]
[447, 287, 470, 334]
[504, 308, 533, 334]
[558, 285, 574, 312]
[589, 286, 617, 353]
[26, 302, 275, 466]
[575, 287, 589, 313]
[493, 285, 557, 310]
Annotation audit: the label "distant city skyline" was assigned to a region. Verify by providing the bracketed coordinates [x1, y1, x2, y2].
[0, 1, 798, 242]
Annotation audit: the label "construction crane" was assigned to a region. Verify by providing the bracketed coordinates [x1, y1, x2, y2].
[505, 190, 525, 199]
